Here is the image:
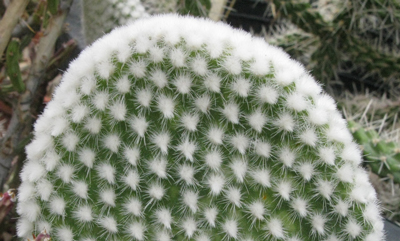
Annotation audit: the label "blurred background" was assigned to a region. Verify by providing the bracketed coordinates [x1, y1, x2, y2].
[0, 0, 399, 239]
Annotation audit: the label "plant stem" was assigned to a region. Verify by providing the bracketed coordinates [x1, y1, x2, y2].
[0, 0, 30, 60]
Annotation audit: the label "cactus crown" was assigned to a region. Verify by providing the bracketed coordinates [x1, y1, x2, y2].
[17, 15, 384, 241]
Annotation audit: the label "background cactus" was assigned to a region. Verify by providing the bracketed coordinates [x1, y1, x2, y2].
[348, 120, 400, 184]
[16, 15, 384, 240]
[81, 0, 149, 45]
[337, 92, 400, 186]
[266, 0, 400, 94]
[81, 0, 211, 46]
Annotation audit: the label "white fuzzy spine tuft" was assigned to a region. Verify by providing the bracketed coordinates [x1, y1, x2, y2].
[97, 163, 116, 184]
[103, 134, 121, 152]
[130, 60, 147, 78]
[223, 56, 242, 75]
[183, 190, 199, 213]
[291, 198, 308, 217]
[130, 116, 149, 138]
[124, 146, 140, 166]
[230, 158, 248, 183]
[316, 179, 334, 200]
[248, 201, 265, 220]
[57, 165, 75, 183]
[299, 128, 318, 146]
[152, 132, 171, 154]
[93, 91, 109, 111]
[257, 85, 278, 104]
[128, 222, 145, 240]
[230, 133, 249, 154]
[150, 69, 168, 88]
[124, 170, 140, 191]
[17, 218, 33, 238]
[275, 113, 295, 132]
[231, 77, 251, 97]
[191, 56, 208, 76]
[267, 218, 285, 239]
[225, 186, 242, 207]
[222, 102, 239, 124]
[207, 127, 224, 145]
[181, 113, 199, 132]
[62, 132, 79, 152]
[178, 164, 195, 185]
[85, 117, 102, 134]
[49, 197, 66, 216]
[174, 74, 192, 94]
[181, 217, 197, 238]
[148, 183, 165, 200]
[72, 180, 88, 199]
[223, 219, 238, 239]
[157, 95, 175, 119]
[74, 205, 93, 222]
[115, 75, 131, 94]
[204, 73, 221, 92]
[79, 148, 96, 168]
[124, 198, 142, 217]
[56, 226, 74, 241]
[248, 110, 266, 133]
[251, 169, 271, 188]
[99, 216, 118, 233]
[155, 208, 172, 229]
[195, 95, 211, 113]
[110, 100, 127, 121]
[136, 89, 153, 108]
[311, 214, 326, 235]
[204, 150, 223, 170]
[100, 188, 116, 206]
[279, 147, 296, 168]
[207, 173, 225, 195]
[318, 147, 336, 165]
[36, 179, 53, 201]
[149, 158, 168, 179]
[286, 93, 307, 111]
[203, 207, 218, 227]
[276, 180, 292, 201]
[177, 138, 197, 162]
[71, 105, 89, 123]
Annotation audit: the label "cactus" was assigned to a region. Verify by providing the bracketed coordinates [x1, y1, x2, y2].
[268, 0, 400, 91]
[348, 120, 400, 184]
[17, 15, 384, 241]
[336, 92, 400, 184]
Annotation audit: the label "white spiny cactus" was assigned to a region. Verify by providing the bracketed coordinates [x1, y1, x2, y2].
[17, 15, 385, 241]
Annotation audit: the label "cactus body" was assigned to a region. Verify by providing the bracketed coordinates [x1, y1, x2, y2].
[17, 15, 384, 241]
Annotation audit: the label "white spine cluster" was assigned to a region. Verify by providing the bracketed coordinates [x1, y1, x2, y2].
[17, 14, 384, 241]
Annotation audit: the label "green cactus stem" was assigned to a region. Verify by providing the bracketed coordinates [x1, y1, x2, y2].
[17, 14, 384, 241]
[349, 120, 400, 184]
